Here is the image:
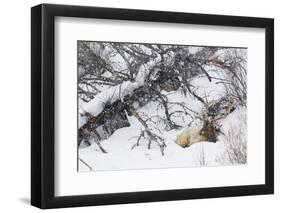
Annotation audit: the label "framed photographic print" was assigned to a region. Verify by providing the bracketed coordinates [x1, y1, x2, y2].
[31, 3, 274, 209]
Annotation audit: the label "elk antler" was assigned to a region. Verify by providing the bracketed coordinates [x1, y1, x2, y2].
[212, 97, 238, 122]
[193, 96, 238, 142]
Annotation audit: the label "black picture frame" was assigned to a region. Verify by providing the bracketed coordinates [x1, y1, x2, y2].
[31, 3, 274, 209]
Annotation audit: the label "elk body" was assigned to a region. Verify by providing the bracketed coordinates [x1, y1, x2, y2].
[176, 125, 207, 148]
[175, 123, 218, 148]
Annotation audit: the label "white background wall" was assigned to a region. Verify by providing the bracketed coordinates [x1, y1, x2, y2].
[0, 0, 279, 212]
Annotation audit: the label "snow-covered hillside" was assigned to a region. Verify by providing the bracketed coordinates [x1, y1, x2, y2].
[78, 71, 247, 171]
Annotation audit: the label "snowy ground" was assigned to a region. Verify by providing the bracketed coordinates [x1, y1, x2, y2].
[78, 71, 247, 172]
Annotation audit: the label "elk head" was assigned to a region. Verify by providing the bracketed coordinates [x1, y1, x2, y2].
[197, 96, 238, 143]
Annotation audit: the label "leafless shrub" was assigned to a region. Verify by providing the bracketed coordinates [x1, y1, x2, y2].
[78, 42, 247, 158]
[209, 49, 247, 106]
[216, 111, 247, 165]
[130, 110, 166, 155]
[193, 144, 208, 166]
[79, 158, 93, 171]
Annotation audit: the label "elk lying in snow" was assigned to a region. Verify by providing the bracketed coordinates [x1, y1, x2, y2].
[176, 97, 237, 148]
